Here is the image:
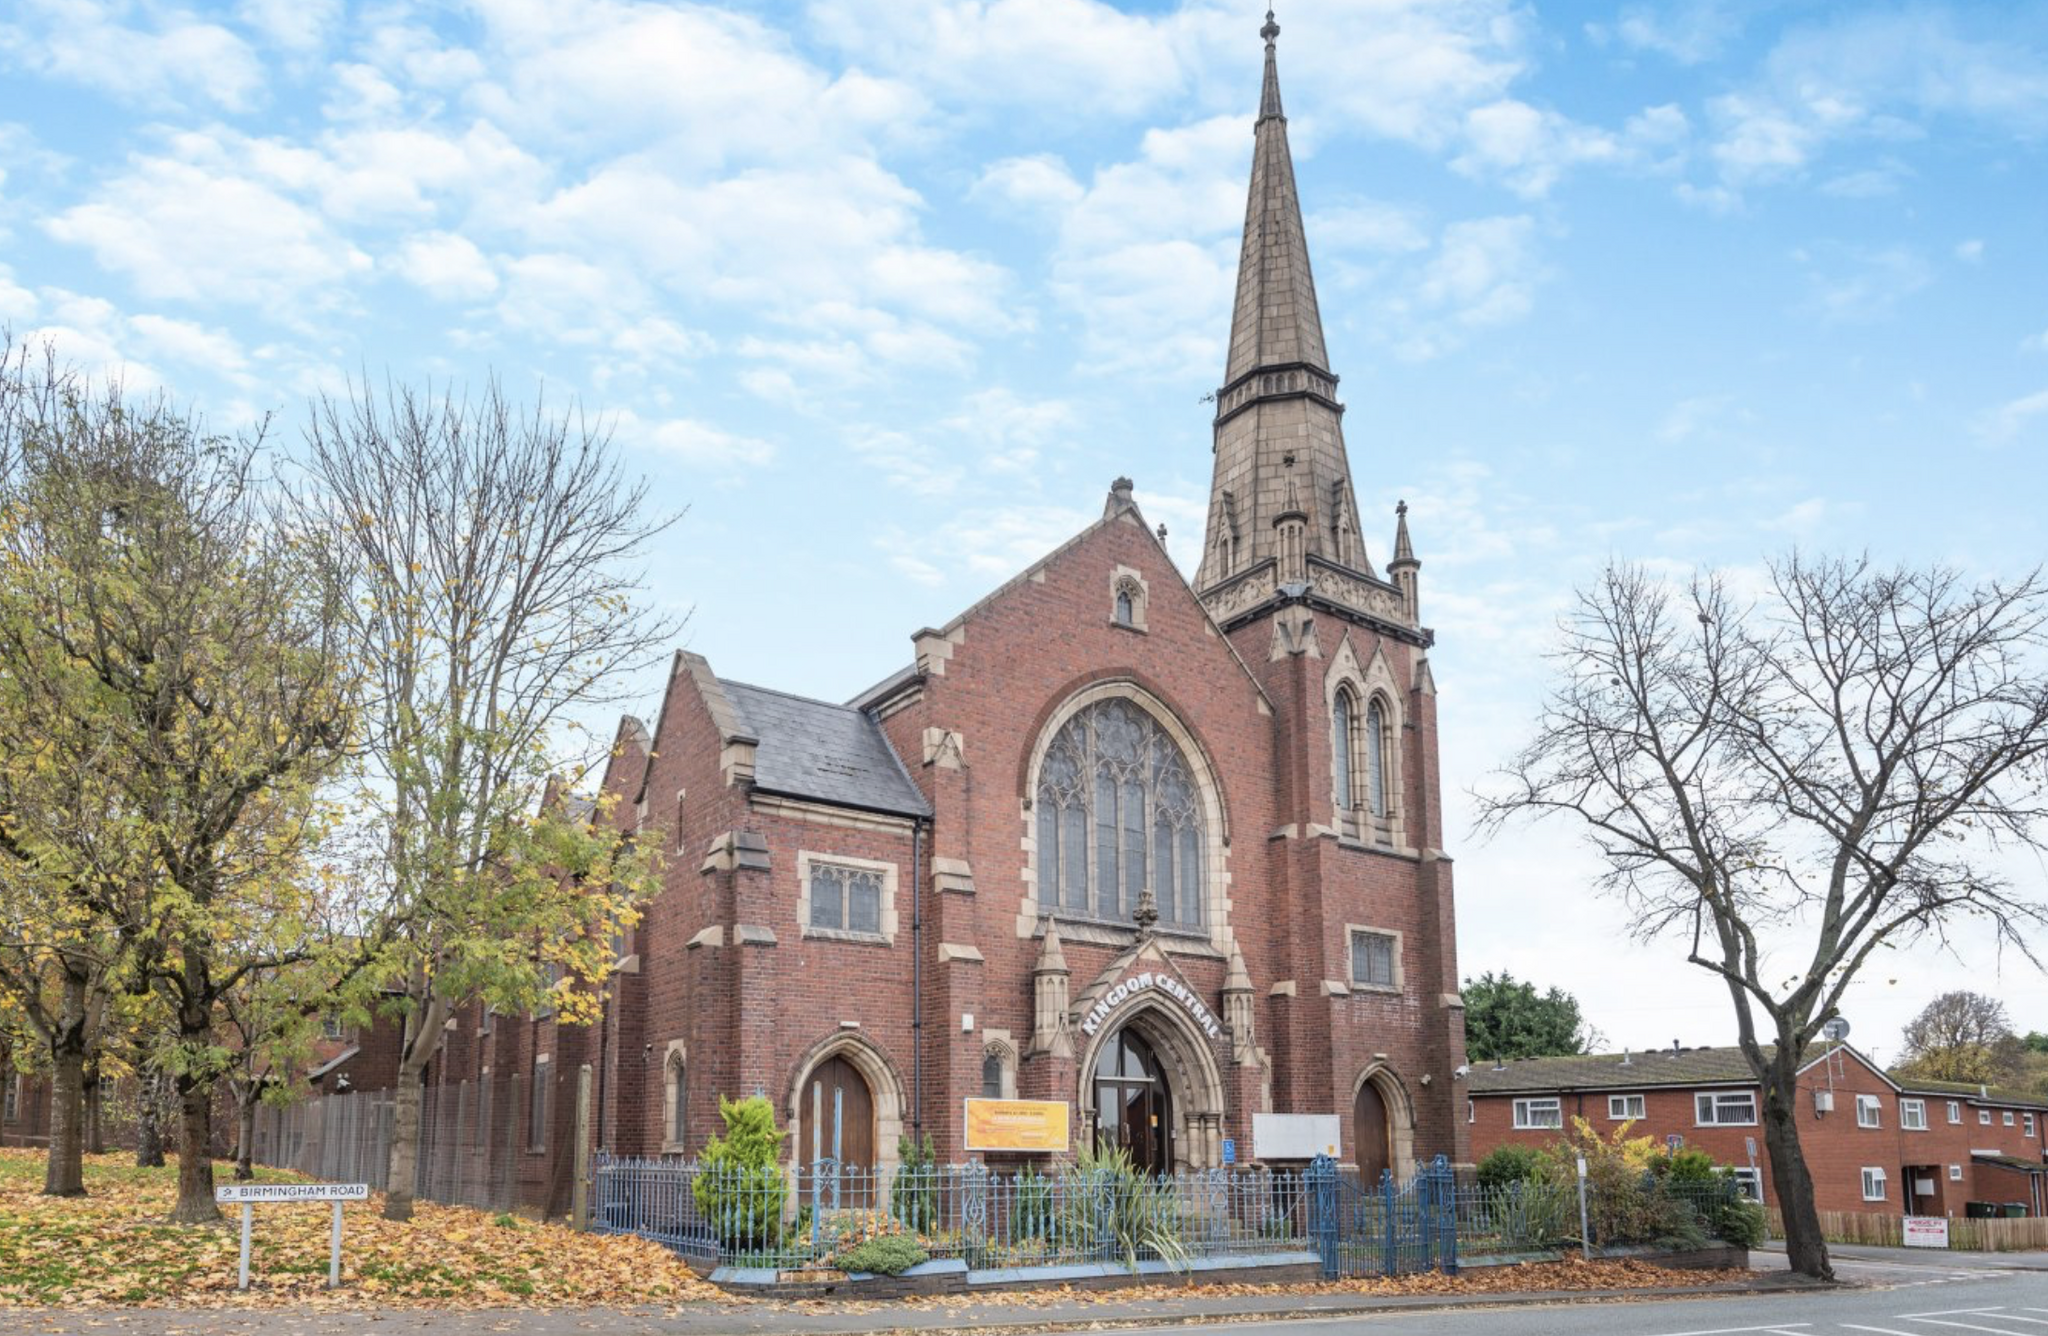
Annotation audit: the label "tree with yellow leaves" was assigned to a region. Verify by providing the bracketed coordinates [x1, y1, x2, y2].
[297, 378, 674, 1221]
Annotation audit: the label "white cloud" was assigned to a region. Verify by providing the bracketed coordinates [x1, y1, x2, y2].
[1954, 239, 1985, 264]
[1976, 389, 2048, 446]
[1452, 100, 1627, 198]
[2024, 330, 2048, 355]
[1384, 215, 1546, 361]
[617, 411, 775, 471]
[1595, 1, 1744, 65]
[879, 502, 1095, 588]
[0, 264, 34, 325]
[237, 0, 340, 52]
[1798, 245, 1932, 324]
[44, 149, 371, 308]
[1657, 394, 1736, 444]
[937, 389, 1080, 475]
[392, 232, 498, 302]
[126, 314, 249, 374]
[973, 155, 1085, 212]
[0, 0, 265, 111]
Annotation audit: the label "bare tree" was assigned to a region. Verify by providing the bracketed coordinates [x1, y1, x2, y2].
[1897, 990, 2023, 1084]
[1478, 554, 2048, 1279]
[298, 378, 676, 1220]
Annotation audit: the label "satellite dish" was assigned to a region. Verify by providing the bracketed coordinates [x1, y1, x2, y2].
[1822, 1017, 1851, 1043]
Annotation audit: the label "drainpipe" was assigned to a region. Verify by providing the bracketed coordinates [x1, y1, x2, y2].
[911, 818, 927, 1135]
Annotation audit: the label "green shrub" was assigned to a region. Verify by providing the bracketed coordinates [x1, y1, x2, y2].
[693, 1096, 788, 1246]
[889, 1132, 939, 1234]
[1655, 1148, 1720, 1182]
[1063, 1142, 1190, 1272]
[835, 1233, 930, 1276]
[1716, 1197, 1767, 1248]
[1476, 1144, 1548, 1190]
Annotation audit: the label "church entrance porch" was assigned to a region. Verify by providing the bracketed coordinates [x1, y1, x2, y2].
[1093, 1027, 1172, 1172]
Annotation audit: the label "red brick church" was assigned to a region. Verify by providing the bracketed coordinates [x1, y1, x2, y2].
[255, 16, 1474, 1204]
[557, 13, 1472, 1183]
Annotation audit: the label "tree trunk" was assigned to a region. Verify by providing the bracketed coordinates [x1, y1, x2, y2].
[169, 1069, 220, 1224]
[135, 1071, 165, 1169]
[383, 1073, 424, 1221]
[43, 1046, 87, 1197]
[1762, 1049, 1832, 1280]
[235, 1089, 257, 1181]
[83, 1053, 105, 1156]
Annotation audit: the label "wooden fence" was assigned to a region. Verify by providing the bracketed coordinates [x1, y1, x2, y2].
[1768, 1208, 2048, 1252]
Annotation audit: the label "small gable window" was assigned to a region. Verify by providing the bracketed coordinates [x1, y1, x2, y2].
[981, 1052, 1004, 1099]
[1111, 571, 1148, 631]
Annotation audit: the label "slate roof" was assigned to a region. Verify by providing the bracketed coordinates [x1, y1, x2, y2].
[1469, 1047, 1772, 1094]
[1972, 1153, 2048, 1173]
[721, 680, 931, 820]
[1895, 1076, 2048, 1110]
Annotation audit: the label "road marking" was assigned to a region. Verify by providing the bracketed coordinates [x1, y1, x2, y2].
[1639, 1325, 1815, 1335]
[1978, 1317, 2048, 1327]
[1897, 1320, 2039, 1335]
[1842, 1326, 1932, 1335]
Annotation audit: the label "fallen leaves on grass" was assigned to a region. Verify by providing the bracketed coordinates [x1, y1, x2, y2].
[0, 1149, 729, 1310]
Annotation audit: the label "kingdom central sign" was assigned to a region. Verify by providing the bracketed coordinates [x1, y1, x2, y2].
[1079, 970, 1222, 1041]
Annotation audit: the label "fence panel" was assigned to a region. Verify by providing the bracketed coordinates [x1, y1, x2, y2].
[247, 1078, 522, 1215]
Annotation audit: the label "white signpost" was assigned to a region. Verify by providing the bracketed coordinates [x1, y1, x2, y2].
[215, 1182, 370, 1290]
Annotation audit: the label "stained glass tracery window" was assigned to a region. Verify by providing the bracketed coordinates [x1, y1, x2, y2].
[1036, 699, 1204, 928]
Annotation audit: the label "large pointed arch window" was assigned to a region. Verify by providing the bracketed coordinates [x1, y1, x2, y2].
[1333, 688, 1357, 812]
[1036, 699, 1205, 929]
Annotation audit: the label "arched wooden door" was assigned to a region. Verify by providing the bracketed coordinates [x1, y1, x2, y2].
[1094, 1028, 1172, 1174]
[798, 1055, 876, 1169]
[1353, 1080, 1391, 1185]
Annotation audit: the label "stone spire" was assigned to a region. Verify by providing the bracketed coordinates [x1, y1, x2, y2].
[1196, 11, 1407, 635]
[1389, 500, 1420, 624]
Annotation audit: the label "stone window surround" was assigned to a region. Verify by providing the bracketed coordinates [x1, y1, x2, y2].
[797, 850, 900, 946]
[1111, 565, 1150, 632]
[1346, 923, 1403, 994]
[980, 1031, 1019, 1100]
[662, 1040, 688, 1154]
[1016, 679, 1233, 951]
[1323, 639, 1409, 851]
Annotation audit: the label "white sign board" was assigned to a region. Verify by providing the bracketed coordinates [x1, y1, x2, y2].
[1252, 1112, 1341, 1160]
[216, 1182, 369, 1203]
[1902, 1215, 1950, 1249]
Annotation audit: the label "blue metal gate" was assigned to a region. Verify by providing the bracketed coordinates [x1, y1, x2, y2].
[1307, 1153, 1459, 1278]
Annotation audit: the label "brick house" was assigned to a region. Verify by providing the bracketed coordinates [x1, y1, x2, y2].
[418, 13, 1472, 1196]
[1469, 1044, 2048, 1217]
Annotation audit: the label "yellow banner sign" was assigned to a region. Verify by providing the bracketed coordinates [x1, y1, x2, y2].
[964, 1099, 1071, 1153]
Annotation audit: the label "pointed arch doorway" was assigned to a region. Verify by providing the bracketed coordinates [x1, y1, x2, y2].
[798, 1055, 875, 1168]
[1093, 1027, 1173, 1173]
[1353, 1080, 1391, 1184]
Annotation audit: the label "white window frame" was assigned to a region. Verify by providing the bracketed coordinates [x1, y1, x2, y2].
[1730, 1167, 1763, 1201]
[1695, 1091, 1758, 1126]
[1609, 1094, 1646, 1121]
[1900, 1098, 1926, 1131]
[1467, 1099, 1475, 1125]
[796, 851, 899, 945]
[1949, 1164, 1964, 1181]
[1981, 1109, 1994, 1125]
[1948, 1100, 1962, 1124]
[2004, 1111, 2016, 1127]
[1856, 1094, 1882, 1129]
[1513, 1097, 1563, 1130]
[1861, 1166, 1887, 1202]
[2027, 1114, 2037, 1137]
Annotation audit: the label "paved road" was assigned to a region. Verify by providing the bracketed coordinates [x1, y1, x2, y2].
[4, 1246, 2042, 1336]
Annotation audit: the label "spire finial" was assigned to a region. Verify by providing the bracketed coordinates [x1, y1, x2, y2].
[1392, 499, 1417, 567]
[1261, 9, 1280, 47]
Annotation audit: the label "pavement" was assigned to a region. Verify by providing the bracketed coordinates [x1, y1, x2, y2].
[2, 1242, 2041, 1336]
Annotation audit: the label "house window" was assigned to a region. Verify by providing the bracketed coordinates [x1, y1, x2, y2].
[1900, 1098, 1926, 1131]
[1467, 1099, 1475, 1125]
[981, 1052, 1003, 1100]
[1349, 929, 1398, 990]
[1730, 1167, 1763, 1200]
[2004, 1111, 2016, 1127]
[1981, 1109, 1993, 1125]
[479, 1004, 494, 1036]
[1513, 1098, 1563, 1130]
[809, 863, 883, 935]
[1695, 1092, 1758, 1126]
[1949, 1100, 1962, 1124]
[1609, 1094, 1646, 1121]
[528, 1057, 550, 1152]
[1861, 1167, 1887, 1202]
[1034, 697, 1206, 929]
[1856, 1094, 1881, 1129]
[2027, 1114, 2037, 1137]
[1950, 1164, 1964, 1181]
[320, 1012, 345, 1041]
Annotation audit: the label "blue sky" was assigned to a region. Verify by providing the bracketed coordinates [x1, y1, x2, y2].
[3, 0, 2046, 1060]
